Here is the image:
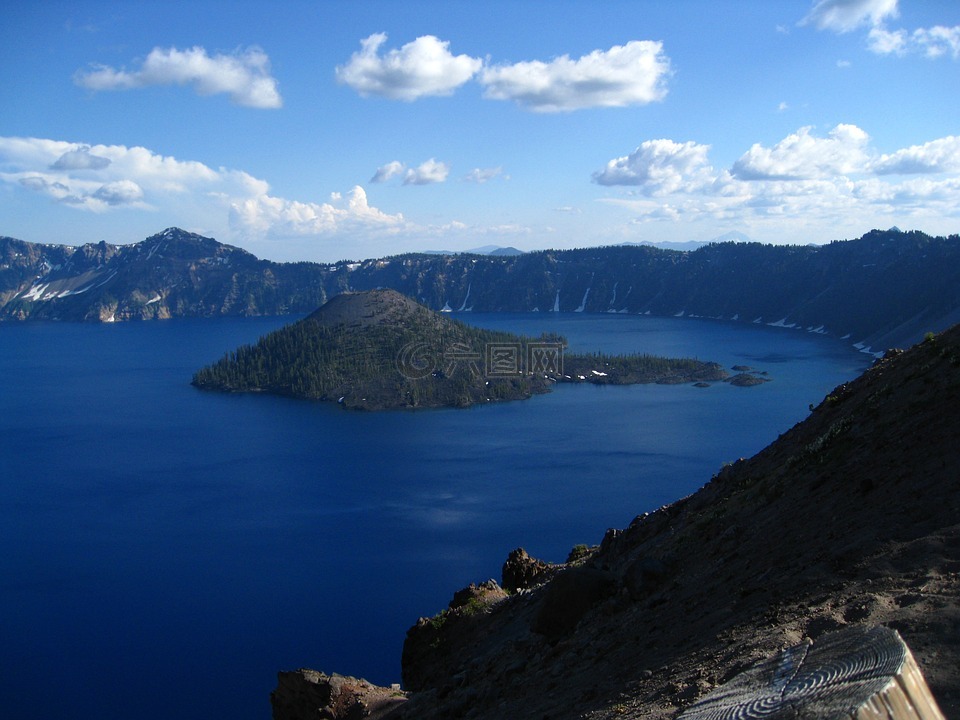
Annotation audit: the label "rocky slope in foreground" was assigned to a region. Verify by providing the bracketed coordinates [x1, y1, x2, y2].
[272, 324, 960, 718]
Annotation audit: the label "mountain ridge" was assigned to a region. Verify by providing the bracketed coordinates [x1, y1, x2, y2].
[3, 227, 959, 351]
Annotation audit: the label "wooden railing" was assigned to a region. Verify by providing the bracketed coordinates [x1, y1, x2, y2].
[679, 626, 945, 720]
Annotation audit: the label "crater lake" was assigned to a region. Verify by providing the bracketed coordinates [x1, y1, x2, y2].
[0, 313, 869, 720]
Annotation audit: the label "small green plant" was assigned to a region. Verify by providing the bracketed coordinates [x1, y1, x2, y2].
[428, 610, 448, 632]
[786, 417, 852, 468]
[566, 543, 593, 563]
[460, 597, 486, 617]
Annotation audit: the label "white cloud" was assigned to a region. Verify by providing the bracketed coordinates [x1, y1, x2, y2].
[871, 136, 960, 175]
[335, 33, 481, 101]
[869, 24, 960, 58]
[480, 40, 670, 112]
[867, 26, 907, 54]
[371, 160, 405, 183]
[592, 139, 713, 193]
[0, 136, 218, 211]
[913, 25, 960, 59]
[50, 147, 111, 171]
[463, 167, 503, 183]
[368, 158, 451, 185]
[92, 180, 145, 206]
[75, 46, 282, 108]
[229, 186, 404, 239]
[801, 0, 898, 33]
[803, 0, 959, 61]
[403, 158, 449, 185]
[731, 124, 871, 180]
[0, 136, 406, 240]
[597, 126, 960, 241]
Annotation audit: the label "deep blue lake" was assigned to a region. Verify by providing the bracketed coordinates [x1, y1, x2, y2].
[0, 313, 869, 720]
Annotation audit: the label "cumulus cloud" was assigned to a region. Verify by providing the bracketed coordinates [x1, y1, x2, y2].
[597, 125, 960, 241]
[801, 0, 898, 33]
[731, 124, 871, 180]
[229, 185, 404, 239]
[803, 0, 959, 60]
[335, 33, 481, 100]
[0, 136, 406, 240]
[403, 158, 449, 185]
[0, 136, 216, 211]
[50, 146, 111, 170]
[592, 139, 713, 194]
[871, 136, 960, 174]
[92, 179, 144, 206]
[19, 175, 70, 197]
[371, 160, 405, 183]
[463, 167, 503, 183]
[479, 40, 670, 112]
[369, 158, 450, 185]
[75, 46, 282, 108]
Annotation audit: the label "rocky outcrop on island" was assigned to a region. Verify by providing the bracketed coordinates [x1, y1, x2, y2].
[273, 323, 960, 719]
[192, 289, 728, 410]
[4, 227, 960, 350]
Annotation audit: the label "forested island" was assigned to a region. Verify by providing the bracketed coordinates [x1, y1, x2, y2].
[192, 289, 730, 410]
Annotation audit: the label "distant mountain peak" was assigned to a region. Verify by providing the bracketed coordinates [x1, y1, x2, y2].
[421, 245, 525, 256]
[708, 230, 751, 243]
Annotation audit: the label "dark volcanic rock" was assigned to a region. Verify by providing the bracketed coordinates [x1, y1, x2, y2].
[622, 556, 668, 600]
[531, 566, 617, 641]
[271, 670, 406, 720]
[450, 580, 509, 611]
[400, 579, 509, 693]
[501, 547, 559, 593]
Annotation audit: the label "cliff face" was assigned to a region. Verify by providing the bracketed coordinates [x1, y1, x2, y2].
[4, 227, 960, 350]
[0, 227, 331, 321]
[273, 323, 960, 719]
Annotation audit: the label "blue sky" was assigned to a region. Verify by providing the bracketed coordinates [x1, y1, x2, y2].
[1, 0, 958, 262]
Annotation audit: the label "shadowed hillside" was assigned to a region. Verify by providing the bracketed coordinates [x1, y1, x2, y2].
[272, 323, 960, 719]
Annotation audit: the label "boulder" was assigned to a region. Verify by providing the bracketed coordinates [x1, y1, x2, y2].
[271, 670, 406, 720]
[501, 547, 558, 593]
